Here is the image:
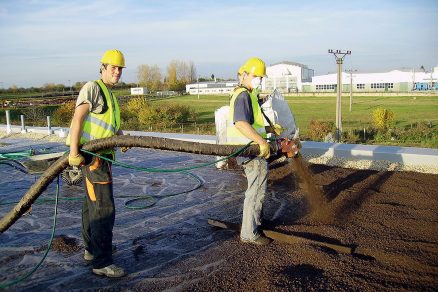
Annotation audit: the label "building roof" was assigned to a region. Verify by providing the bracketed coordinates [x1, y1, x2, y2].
[270, 61, 308, 68]
[185, 81, 238, 90]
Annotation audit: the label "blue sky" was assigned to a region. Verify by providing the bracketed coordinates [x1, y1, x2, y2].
[1, 0, 437, 88]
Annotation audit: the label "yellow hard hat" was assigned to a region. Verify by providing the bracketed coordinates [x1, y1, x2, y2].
[238, 66, 245, 75]
[100, 49, 125, 67]
[242, 57, 266, 77]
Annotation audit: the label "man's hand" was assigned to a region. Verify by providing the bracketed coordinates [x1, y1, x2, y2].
[121, 133, 130, 153]
[273, 124, 284, 136]
[68, 153, 85, 167]
[292, 138, 302, 150]
[291, 138, 302, 156]
[267, 123, 285, 137]
[258, 141, 270, 159]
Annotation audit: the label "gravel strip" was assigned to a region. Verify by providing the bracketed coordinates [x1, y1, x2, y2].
[303, 153, 438, 174]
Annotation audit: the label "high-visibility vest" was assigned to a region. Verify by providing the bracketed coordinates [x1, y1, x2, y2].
[226, 87, 266, 145]
[66, 80, 120, 152]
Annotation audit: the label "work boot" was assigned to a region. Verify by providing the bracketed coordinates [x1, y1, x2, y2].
[84, 245, 117, 261]
[241, 235, 272, 246]
[84, 249, 93, 261]
[92, 264, 126, 278]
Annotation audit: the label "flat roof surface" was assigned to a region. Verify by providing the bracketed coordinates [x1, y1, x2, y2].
[1, 137, 437, 290]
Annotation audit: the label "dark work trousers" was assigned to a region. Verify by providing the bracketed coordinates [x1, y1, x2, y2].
[81, 153, 115, 269]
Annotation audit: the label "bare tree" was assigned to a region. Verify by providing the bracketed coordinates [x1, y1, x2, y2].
[167, 60, 178, 90]
[176, 61, 191, 83]
[137, 64, 162, 92]
[166, 60, 194, 91]
[43, 83, 57, 91]
[10, 85, 18, 93]
[189, 61, 197, 83]
[25, 106, 46, 126]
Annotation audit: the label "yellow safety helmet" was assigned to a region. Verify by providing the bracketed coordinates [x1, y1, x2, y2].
[241, 57, 266, 77]
[100, 49, 126, 68]
[238, 66, 245, 75]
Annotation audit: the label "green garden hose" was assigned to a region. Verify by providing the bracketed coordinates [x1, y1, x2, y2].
[0, 142, 251, 288]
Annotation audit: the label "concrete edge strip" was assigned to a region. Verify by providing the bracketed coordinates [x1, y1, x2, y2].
[1, 125, 437, 171]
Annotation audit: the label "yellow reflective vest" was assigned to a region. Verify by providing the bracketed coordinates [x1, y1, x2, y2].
[66, 80, 120, 153]
[226, 87, 266, 145]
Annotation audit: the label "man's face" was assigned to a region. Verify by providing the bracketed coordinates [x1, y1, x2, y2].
[102, 64, 123, 86]
[242, 73, 262, 90]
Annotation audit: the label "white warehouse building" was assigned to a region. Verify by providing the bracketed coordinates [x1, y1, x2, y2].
[303, 68, 438, 93]
[186, 81, 238, 95]
[185, 64, 437, 95]
[263, 61, 314, 93]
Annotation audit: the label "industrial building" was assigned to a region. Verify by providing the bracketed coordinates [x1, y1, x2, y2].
[303, 67, 438, 93]
[185, 63, 437, 95]
[185, 81, 237, 95]
[263, 61, 314, 93]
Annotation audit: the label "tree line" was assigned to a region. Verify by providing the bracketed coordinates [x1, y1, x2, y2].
[137, 60, 197, 92]
[2, 59, 228, 95]
[0, 82, 135, 95]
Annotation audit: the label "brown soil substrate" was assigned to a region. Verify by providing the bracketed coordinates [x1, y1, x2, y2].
[177, 161, 438, 291]
[50, 235, 81, 253]
[1, 151, 437, 291]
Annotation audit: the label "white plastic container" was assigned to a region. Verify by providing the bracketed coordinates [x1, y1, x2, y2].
[214, 106, 230, 169]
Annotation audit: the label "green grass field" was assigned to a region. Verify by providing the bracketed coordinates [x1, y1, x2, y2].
[147, 94, 438, 136]
[1, 93, 437, 147]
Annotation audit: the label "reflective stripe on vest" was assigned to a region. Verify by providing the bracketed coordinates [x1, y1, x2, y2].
[66, 79, 120, 148]
[87, 115, 116, 135]
[226, 87, 266, 145]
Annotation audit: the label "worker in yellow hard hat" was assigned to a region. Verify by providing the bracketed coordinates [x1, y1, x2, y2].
[66, 49, 127, 278]
[237, 66, 245, 85]
[226, 57, 272, 245]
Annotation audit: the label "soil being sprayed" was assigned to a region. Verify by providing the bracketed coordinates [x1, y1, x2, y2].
[268, 155, 331, 223]
[289, 155, 330, 221]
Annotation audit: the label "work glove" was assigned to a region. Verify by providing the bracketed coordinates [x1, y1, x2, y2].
[121, 134, 131, 153]
[258, 142, 270, 159]
[273, 123, 285, 136]
[291, 138, 302, 157]
[68, 153, 85, 167]
[292, 138, 302, 150]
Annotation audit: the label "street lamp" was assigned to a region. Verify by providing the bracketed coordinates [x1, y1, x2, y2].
[197, 76, 200, 100]
[328, 49, 351, 142]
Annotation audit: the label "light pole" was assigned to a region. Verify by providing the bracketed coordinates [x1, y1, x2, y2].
[328, 49, 351, 142]
[346, 69, 357, 112]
